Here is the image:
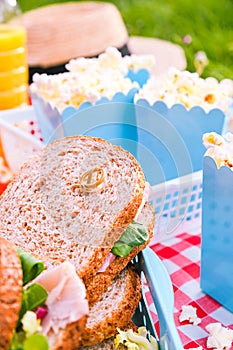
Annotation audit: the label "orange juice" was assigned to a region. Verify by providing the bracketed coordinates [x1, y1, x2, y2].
[0, 24, 28, 110]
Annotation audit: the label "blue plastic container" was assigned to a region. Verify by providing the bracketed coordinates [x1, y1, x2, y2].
[200, 156, 233, 313]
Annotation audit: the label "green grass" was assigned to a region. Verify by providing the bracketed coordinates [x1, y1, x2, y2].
[17, 0, 233, 80]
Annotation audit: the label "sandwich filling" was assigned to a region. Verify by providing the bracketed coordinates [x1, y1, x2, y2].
[98, 183, 151, 272]
[10, 249, 88, 350]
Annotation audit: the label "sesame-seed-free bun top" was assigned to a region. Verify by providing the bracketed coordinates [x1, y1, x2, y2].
[0, 238, 23, 349]
[0, 136, 145, 279]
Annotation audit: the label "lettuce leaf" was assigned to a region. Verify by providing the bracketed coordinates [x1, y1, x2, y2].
[111, 221, 148, 258]
[18, 284, 48, 326]
[10, 332, 49, 350]
[23, 334, 49, 350]
[16, 247, 45, 285]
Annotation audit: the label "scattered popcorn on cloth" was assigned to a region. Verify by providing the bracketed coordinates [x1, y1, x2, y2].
[179, 305, 201, 325]
[206, 323, 233, 350]
[30, 47, 155, 113]
[203, 131, 233, 168]
[134, 67, 233, 113]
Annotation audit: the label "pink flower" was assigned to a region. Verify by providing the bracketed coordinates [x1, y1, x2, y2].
[182, 34, 192, 45]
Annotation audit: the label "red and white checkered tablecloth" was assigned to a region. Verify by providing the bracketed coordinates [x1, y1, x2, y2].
[148, 231, 233, 349]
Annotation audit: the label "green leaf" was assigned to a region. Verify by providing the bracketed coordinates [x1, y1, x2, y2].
[9, 331, 25, 350]
[111, 221, 148, 258]
[25, 283, 48, 311]
[119, 221, 148, 247]
[23, 333, 49, 350]
[18, 284, 48, 325]
[111, 242, 132, 258]
[16, 247, 45, 285]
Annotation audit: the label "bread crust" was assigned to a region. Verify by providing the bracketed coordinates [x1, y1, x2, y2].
[0, 238, 22, 349]
[80, 267, 141, 347]
[85, 203, 155, 305]
[0, 136, 146, 280]
[49, 315, 87, 350]
[79, 321, 137, 349]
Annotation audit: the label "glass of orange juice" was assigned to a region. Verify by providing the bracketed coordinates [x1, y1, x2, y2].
[0, 24, 29, 110]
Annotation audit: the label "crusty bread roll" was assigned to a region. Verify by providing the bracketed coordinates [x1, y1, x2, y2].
[0, 136, 146, 281]
[80, 267, 141, 347]
[0, 237, 22, 349]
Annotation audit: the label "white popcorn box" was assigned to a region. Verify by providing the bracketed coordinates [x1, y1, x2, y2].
[200, 155, 233, 313]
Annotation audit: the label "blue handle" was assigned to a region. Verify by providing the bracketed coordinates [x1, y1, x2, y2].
[140, 247, 183, 350]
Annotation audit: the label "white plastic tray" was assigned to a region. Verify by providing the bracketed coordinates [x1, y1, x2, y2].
[0, 106, 43, 173]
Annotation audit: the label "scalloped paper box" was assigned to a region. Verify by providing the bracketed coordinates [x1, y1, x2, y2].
[126, 68, 150, 88]
[59, 102, 202, 186]
[30, 87, 138, 143]
[200, 156, 233, 313]
[135, 99, 226, 179]
[30, 68, 150, 143]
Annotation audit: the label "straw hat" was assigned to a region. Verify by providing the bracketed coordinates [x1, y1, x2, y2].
[10, 1, 186, 77]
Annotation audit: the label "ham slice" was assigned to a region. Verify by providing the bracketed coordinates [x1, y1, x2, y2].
[34, 261, 89, 335]
[97, 252, 116, 273]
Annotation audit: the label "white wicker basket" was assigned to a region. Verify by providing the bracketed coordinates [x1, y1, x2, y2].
[149, 170, 202, 244]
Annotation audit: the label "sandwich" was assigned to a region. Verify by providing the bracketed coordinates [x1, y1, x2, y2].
[0, 135, 155, 304]
[0, 237, 88, 350]
[0, 237, 144, 350]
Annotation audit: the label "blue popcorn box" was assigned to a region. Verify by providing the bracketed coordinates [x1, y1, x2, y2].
[135, 99, 226, 178]
[30, 67, 150, 144]
[200, 155, 233, 313]
[30, 87, 138, 144]
[54, 101, 224, 186]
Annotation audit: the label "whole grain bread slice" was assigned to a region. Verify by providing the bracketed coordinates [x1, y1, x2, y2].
[0, 136, 145, 280]
[80, 266, 141, 347]
[85, 202, 155, 305]
[0, 238, 23, 350]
